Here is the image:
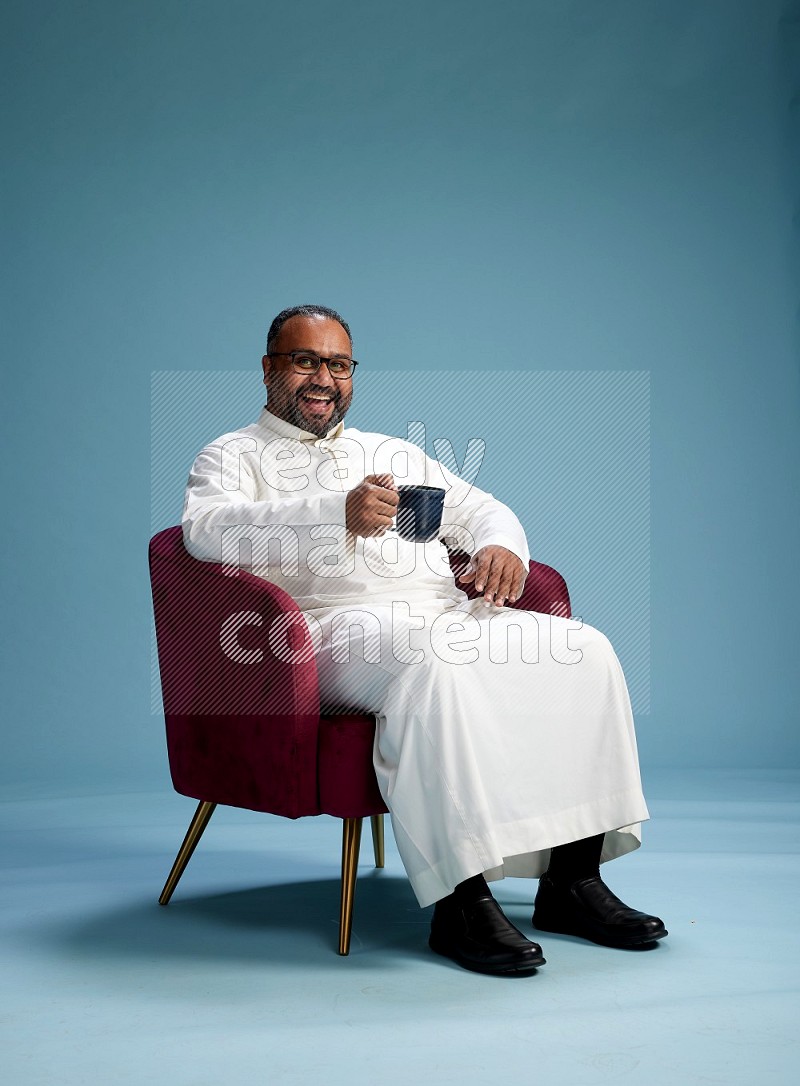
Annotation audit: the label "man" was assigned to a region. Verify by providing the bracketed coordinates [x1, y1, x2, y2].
[182, 303, 667, 976]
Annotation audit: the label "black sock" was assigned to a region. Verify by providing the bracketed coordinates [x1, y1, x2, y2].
[453, 873, 490, 902]
[436, 873, 490, 909]
[546, 834, 604, 886]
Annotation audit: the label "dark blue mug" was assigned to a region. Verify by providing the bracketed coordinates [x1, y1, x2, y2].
[395, 485, 446, 542]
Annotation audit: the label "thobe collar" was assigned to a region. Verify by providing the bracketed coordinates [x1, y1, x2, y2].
[254, 406, 345, 443]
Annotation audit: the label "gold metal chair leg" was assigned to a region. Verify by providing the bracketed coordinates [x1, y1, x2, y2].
[338, 817, 363, 955]
[158, 800, 216, 905]
[370, 813, 385, 869]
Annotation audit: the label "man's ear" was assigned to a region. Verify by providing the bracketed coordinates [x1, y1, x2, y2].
[261, 354, 271, 387]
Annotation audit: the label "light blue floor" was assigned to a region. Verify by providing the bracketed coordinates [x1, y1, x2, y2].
[2, 769, 798, 1085]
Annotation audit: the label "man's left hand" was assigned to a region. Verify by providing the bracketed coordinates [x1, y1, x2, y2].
[458, 546, 527, 608]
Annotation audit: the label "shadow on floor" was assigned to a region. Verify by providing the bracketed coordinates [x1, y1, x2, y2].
[44, 870, 433, 971]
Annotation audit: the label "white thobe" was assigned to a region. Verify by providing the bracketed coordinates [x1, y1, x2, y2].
[182, 407, 649, 907]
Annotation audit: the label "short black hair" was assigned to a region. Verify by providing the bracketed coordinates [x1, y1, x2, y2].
[266, 304, 352, 355]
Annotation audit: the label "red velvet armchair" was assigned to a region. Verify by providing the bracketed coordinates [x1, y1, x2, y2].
[149, 526, 571, 954]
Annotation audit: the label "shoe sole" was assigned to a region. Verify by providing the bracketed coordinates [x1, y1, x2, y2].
[532, 915, 668, 949]
[428, 934, 546, 976]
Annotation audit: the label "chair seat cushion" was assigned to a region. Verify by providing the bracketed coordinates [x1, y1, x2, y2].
[318, 713, 388, 818]
[166, 712, 321, 817]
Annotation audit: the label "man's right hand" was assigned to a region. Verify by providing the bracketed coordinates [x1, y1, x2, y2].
[346, 473, 399, 537]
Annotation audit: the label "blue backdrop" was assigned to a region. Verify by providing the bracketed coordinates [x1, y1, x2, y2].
[2, 0, 798, 790]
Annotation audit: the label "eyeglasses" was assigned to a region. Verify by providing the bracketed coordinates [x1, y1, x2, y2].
[268, 351, 359, 380]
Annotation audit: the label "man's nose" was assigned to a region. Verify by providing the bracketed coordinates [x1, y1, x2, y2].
[312, 362, 336, 387]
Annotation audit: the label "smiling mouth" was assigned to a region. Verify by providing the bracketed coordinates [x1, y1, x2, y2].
[299, 391, 336, 413]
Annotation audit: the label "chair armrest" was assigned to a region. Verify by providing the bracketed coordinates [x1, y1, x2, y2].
[150, 528, 321, 817]
[509, 560, 571, 617]
[447, 550, 571, 618]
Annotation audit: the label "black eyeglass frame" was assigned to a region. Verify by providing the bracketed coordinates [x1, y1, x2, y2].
[267, 351, 359, 380]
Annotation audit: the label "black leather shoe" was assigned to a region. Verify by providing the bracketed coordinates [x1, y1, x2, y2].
[532, 874, 668, 948]
[429, 893, 546, 976]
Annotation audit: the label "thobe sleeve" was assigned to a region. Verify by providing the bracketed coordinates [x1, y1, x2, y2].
[421, 450, 531, 567]
[182, 440, 348, 565]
